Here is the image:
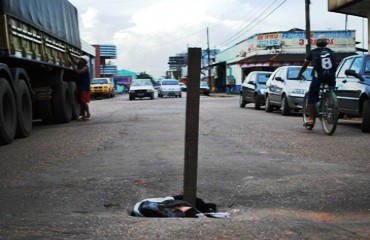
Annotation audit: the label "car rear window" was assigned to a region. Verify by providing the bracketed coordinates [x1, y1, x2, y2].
[162, 80, 178, 85]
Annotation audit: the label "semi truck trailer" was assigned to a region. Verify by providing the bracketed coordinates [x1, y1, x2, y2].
[0, 0, 85, 144]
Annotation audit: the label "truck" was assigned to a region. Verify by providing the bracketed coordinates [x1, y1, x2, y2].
[0, 0, 85, 145]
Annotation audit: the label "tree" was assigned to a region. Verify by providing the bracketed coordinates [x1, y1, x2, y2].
[137, 72, 153, 80]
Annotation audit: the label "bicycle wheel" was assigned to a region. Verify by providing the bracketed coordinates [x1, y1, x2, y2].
[302, 92, 314, 130]
[320, 91, 339, 135]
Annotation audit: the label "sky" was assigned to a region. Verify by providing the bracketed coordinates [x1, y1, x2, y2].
[68, 0, 368, 78]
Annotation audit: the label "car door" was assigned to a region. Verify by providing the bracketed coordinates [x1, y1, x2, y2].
[269, 67, 284, 105]
[335, 56, 362, 115]
[244, 72, 257, 102]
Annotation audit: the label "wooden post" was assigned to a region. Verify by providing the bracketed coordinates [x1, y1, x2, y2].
[183, 48, 201, 207]
[305, 0, 311, 55]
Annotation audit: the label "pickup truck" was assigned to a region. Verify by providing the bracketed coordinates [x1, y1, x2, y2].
[335, 54, 370, 132]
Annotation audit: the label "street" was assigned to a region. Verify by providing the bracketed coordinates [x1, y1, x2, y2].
[1, 92, 370, 239]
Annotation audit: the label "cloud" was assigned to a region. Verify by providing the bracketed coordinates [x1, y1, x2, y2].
[70, 0, 367, 78]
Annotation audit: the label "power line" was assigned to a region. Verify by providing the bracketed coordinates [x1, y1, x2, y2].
[215, 0, 287, 50]
[215, 0, 278, 47]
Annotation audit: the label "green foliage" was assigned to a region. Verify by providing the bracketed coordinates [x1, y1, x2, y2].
[137, 72, 153, 80]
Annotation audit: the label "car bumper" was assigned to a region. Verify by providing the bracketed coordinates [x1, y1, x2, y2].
[200, 89, 210, 95]
[160, 91, 181, 96]
[288, 96, 304, 110]
[130, 91, 153, 98]
[91, 88, 112, 95]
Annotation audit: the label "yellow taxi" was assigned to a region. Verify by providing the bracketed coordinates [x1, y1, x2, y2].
[90, 78, 115, 98]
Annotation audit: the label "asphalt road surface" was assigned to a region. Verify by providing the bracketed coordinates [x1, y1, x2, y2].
[1, 92, 370, 239]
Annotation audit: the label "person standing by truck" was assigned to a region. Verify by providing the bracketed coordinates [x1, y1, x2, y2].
[70, 55, 91, 120]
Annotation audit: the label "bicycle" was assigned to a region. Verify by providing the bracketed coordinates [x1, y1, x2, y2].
[302, 84, 339, 135]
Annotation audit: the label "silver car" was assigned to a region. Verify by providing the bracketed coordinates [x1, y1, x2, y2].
[265, 66, 313, 115]
[158, 79, 182, 98]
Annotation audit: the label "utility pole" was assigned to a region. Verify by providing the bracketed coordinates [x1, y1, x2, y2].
[305, 0, 311, 55]
[207, 27, 212, 90]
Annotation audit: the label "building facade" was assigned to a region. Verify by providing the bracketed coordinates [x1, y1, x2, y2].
[328, 0, 370, 53]
[215, 29, 357, 93]
[93, 44, 118, 78]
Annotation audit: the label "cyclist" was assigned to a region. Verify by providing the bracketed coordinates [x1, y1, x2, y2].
[297, 35, 336, 126]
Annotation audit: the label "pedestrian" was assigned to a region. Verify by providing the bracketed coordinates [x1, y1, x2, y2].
[297, 35, 336, 126]
[69, 55, 91, 120]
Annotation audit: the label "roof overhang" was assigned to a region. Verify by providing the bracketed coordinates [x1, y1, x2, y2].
[328, 0, 370, 17]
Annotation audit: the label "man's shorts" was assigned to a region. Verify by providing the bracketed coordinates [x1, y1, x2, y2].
[79, 91, 90, 104]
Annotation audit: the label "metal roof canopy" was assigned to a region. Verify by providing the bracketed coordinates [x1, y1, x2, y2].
[328, 0, 370, 17]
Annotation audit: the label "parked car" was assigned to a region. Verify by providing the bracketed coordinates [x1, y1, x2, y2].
[200, 81, 210, 96]
[158, 79, 182, 98]
[90, 78, 115, 98]
[239, 71, 272, 110]
[334, 54, 370, 132]
[179, 82, 187, 92]
[265, 66, 313, 115]
[129, 79, 155, 100]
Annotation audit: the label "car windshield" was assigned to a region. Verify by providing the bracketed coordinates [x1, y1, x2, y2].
[364, 58, 370, 74]
[132, 80, 152, 86]
[92, 79, 108, 84]
[256, 73, 270, 84]
[162, 80, 178, 85]
[200, 82, 208, 86]
[287, 67, 312, 80]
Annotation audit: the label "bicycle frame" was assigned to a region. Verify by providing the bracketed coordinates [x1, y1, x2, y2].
[302, 85, 339, 135]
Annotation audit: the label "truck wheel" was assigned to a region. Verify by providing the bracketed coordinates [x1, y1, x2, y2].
[0, 78, 17, 144]
[68, 81, 80, 120]
[15, 80, 32, 138]
[52, 81, 72, 123]
[362, 99, 370, 133]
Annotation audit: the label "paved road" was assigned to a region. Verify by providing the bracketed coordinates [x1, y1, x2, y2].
[1, 93, 370, 239]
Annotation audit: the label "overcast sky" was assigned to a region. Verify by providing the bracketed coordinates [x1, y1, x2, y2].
[68, 0, 367, 78]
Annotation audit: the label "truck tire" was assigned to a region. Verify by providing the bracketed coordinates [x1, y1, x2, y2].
[15, 80, 32, 138]
[0, 78, 17, 144]
[52, 81, 72, 123]
[362, 99, 370, 133]
[68, 81, 80, 120]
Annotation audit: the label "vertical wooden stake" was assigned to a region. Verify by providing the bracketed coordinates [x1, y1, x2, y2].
[183, 48, 201, 207]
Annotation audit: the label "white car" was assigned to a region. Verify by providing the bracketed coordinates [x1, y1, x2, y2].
[129, 79, 155, 100]
[265, 66, 313, 115]
[158, 79, 182, 98]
